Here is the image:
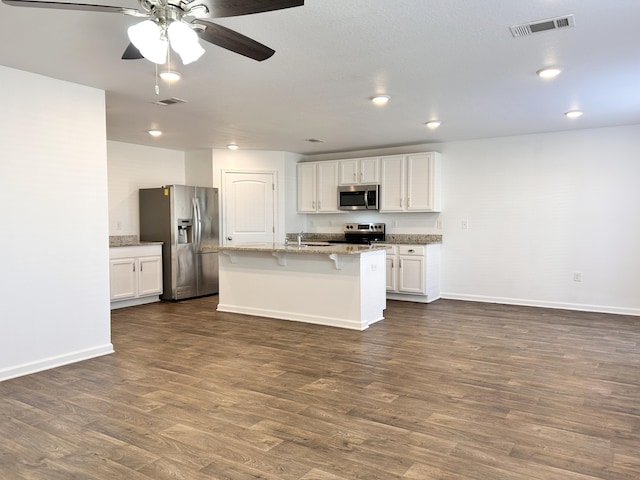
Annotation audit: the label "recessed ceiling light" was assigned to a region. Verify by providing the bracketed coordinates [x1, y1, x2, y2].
[565, 110, 583, 118]
[537, 67, 561, 78]
[425, 120, 442, 129]
[159, 71, 181, 82]
[371, 95, 390, 106]
[148, 129, 162, 137]
[227, 143, 239, 150]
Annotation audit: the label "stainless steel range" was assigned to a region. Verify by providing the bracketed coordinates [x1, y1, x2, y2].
[330, 223, 386, 244]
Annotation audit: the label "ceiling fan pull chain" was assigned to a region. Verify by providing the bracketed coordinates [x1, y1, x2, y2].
[155, 63, 160, 95]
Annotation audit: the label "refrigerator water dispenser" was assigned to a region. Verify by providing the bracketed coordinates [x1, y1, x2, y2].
[177, 219, 192, 244]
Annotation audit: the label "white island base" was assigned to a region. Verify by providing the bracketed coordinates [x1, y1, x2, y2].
[217, 245, 386, 330]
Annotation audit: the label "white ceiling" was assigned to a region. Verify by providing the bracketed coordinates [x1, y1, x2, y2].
[1, 0, 639, 155]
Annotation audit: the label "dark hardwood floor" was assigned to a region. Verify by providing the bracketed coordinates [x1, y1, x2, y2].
[1, 297, 639, 479]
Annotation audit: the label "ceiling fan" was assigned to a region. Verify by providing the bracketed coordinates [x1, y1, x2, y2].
[2, 0, 304, 63]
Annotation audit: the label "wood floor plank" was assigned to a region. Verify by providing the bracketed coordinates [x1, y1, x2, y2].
[1, 297, 639, 479]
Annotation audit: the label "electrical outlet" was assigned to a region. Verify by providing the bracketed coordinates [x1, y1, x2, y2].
[461, 219, 469, 229]
[436, 219, 443, 229]
[573, 272, 582, 282]
[371, 264, 377, 272]
[116, 221, 122, 231]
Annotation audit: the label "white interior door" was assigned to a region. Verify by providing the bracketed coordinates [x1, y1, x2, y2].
[223, 171, 276, 244]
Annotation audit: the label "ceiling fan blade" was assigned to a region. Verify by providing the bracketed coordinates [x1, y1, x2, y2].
[207, 0, 304, 18]
[121, 43, 143, 60]
[193, 20, 275, 61]
[2, 0, 140, 15]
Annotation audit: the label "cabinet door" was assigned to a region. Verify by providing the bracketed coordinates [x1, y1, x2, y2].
[360, 157, 379, 184]
[385, 255, 397, 292]
[379, 155, 405, 212]
[399, 256, 426, 294]
[138, 256, 163, 297]
[406, 153, 435, 211]
[338, 159, 358, 185]
[316, 161, 340, 212]
[297, 163, 317, 212]
[109, 258, 137, 300]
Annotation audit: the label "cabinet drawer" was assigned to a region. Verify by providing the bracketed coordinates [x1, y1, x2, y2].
[398, 245, 425, 256]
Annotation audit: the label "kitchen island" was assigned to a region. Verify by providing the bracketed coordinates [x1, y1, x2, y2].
[217, 243, 387, 330]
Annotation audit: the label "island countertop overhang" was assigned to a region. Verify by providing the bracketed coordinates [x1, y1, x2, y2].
[206, 242, 387, 255]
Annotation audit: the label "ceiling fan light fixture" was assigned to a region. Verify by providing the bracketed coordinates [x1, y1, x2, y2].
[128, 20, 168, 64]
[168, 21, 205, 65]
[371, 95, 390, 106]
[160, 70, 181, 82]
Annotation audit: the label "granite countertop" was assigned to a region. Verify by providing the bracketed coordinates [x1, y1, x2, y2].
[217, 242, 386, 255]
[286, 233, 443, 245]
[377, 234, 442, 244]
[109, 235, 163, 247]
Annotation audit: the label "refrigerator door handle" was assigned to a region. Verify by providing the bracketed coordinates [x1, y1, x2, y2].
[193, 197, 201, 247]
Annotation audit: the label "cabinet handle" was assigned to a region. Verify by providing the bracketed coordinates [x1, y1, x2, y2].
[318, 201, 321, 209]
[312, 201, 316, 209]
[140, 263, 143, 271]
[133, 263, 135, 272]
[227, 236, 233, 241]
[353, 172, 357, 181]
[391, 259, 394, 268]
[408, 249, 415, 253]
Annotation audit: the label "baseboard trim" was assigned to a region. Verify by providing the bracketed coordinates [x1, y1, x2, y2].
[0, 344, 115, 382]
[440, 293, 640, 317]
[217, 303, 371, 330]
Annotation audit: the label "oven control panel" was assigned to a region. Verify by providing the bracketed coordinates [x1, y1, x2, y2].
[344, 223, 386, 233]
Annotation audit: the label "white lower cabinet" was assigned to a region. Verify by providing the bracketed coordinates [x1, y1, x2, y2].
[109, 245, 163, 309]
[383, 243, 440, 303]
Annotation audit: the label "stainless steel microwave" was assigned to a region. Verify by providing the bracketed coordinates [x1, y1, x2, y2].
[338, 184, 379, 210]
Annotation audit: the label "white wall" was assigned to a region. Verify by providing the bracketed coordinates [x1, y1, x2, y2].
[185, 149, 213, 187]
[107, 141, 185, 236]
[109, 146, 301, 240]
[304, 125, 640, 315]
[0, 66, 113, 380]
[438, 126, 640, 315]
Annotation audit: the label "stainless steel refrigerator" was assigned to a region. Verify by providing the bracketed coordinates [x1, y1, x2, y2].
[139, 185, 219, 300]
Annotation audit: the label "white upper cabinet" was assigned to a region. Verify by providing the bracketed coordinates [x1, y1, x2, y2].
[380, 152, 441, 212]
[339, 157, 379, 185]
[316, 161, 340, 212]
[379, 155, 405, 211]
[297, 161, 340, 213]
[297, 163, 317, 213]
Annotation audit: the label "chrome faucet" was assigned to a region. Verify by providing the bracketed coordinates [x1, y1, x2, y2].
[297, 230, 304, 246]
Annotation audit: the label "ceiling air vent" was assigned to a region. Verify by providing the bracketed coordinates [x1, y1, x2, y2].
[153, 97, 187, 106]
[510, 14, 575, 38]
